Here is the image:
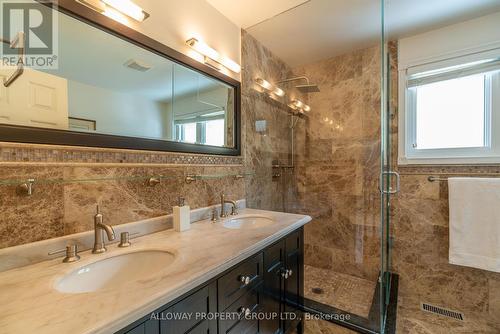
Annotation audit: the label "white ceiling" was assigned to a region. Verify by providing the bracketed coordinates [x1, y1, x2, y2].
[207, 0, 500, 67]
[206, 0, 310, 29]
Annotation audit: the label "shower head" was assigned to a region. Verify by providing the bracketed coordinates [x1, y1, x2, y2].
[277, 76, 320, 93]
[296, 84, 320, 93]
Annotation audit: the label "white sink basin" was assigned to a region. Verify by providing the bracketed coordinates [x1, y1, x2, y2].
[223, 214, 275, 229]
[55, 250, 176, 294]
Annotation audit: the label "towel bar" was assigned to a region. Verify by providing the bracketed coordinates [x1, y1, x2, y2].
[428, 175, 500, 182]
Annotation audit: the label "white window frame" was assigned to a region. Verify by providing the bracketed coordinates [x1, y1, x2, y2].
[398, 48, 500, 165]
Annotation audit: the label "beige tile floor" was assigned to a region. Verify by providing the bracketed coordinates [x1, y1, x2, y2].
[304, 265, 377, 318]
[303, 318, 358, 334]
[303, 265, 500, 333]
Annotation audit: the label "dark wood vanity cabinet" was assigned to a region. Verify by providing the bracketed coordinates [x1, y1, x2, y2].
[260, 229, 304, 334]
[117, 228, 303, 334]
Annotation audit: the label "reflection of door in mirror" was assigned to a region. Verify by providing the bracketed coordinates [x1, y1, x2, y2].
[0, 67, 69, 129]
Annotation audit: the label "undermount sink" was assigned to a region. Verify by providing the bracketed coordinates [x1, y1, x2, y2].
[223, 214, 275, 229]
[55, 250, 176, 294]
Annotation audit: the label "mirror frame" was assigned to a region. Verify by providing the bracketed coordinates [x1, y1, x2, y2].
[0, 0, 241, 156]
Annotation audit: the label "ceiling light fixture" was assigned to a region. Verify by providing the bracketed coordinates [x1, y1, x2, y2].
[186, 38, 241, 74]
[77, 0, 149, 22]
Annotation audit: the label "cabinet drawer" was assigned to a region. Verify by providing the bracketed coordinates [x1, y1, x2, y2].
[160, 283, 216, 334]
[218, 253, 263, 311]
[122, 319, 159, 334]
[185, 320, 211, 334]
[219, 285, 261, 334]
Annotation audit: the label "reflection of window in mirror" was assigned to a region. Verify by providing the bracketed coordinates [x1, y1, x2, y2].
[172, 64, 233, 147]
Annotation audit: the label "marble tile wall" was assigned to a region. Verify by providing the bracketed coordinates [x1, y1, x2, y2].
[0, 163, 245, 249]
[241, 31, 301, 212]
[393, 170, 500, 326]
[292, 45, 382, 282]
[388, 42, 499, 328]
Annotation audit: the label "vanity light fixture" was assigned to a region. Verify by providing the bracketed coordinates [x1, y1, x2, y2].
[186, 38, 241, 74]
[101, 0, 150, 22]
[77, 0, 150, 22]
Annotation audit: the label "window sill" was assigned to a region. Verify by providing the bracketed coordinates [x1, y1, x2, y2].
[398, 156, 500, 165]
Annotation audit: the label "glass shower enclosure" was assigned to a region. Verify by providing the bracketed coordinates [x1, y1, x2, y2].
[292, 1, 397, 333]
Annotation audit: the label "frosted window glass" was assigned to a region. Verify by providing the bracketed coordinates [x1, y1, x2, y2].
[415, 74, 485, 149]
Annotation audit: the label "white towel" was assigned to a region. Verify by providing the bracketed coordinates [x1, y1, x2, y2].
[448, 177, 500, 273]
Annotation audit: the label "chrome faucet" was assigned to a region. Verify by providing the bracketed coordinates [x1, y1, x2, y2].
[220, 194, 238, 218]
[92, 205, 115, 254]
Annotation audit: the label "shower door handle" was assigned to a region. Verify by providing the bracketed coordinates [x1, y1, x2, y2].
[379, 171, 400, 194]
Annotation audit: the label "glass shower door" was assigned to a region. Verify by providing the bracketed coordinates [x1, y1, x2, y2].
[379, 1, 398, 332]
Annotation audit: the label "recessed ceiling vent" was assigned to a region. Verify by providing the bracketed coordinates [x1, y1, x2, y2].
[421, 303, 464, 321]
[124, 59, 152, 72]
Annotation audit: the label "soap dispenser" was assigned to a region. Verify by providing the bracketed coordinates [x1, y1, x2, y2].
[173, 197, 190, 232]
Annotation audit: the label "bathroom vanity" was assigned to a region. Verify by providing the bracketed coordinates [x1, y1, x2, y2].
[117, 227, 304, 334]
[0, 208, 311, 334]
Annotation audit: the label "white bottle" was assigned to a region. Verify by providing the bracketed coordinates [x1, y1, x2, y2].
[173, 197, 190, 232]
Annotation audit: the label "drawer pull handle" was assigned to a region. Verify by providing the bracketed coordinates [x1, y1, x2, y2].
[281, 269, 293, 279]
[281, 269, 288, 279]
[240, 275, 251, 285]
[239, 307, 251, 317]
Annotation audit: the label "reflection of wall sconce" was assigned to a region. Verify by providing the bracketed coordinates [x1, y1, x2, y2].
[77, 0, 150, 22]
[255, 78, 285, 97]
[273, 86, 285, 97]
[289, 99, 311, 112]
[186, 38, 241, 74]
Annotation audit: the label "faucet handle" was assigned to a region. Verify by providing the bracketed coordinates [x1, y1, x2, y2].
[48, 244, 80, 263]
[231, 204, 238, 216]
[118, 232, 139, 247]
[211, 207, 219, 223]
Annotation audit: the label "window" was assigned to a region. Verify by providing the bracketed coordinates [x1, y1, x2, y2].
[400, 51, 500, 164]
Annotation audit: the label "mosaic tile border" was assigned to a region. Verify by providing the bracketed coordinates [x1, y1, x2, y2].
[0, 143, 243, 166]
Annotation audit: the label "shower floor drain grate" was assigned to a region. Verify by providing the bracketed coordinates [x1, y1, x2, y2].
[421, 303, 464, 321]
[311, 287, 324, 295]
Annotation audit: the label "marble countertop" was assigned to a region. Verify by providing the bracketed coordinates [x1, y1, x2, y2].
[0, 208, 311, 334]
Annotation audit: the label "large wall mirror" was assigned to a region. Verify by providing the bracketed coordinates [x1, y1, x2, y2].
[0, 0, 240, 155]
